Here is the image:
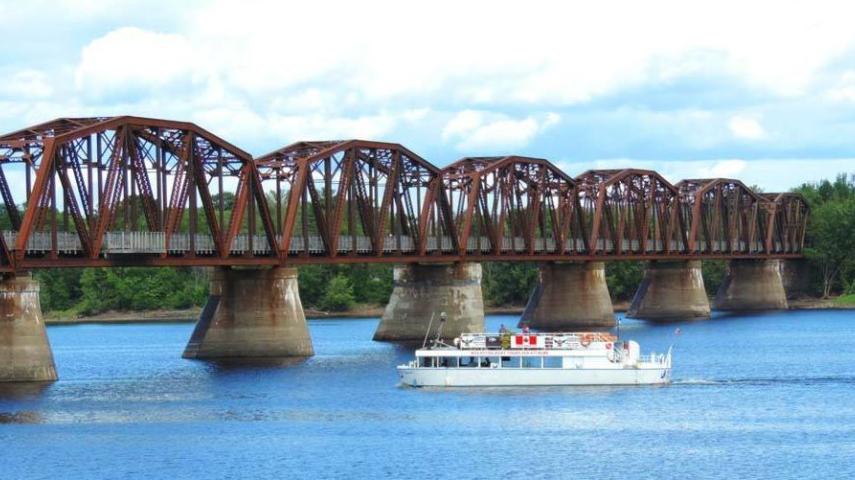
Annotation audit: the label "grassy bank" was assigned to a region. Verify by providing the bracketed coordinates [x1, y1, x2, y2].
[833, 294, 855, 307]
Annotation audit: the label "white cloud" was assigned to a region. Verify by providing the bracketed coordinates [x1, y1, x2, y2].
[704, 159, 748, 178]
[402, 108, 431, 123]
[267, 113, 398, 141]
[826, 71, 855, 102]
[442, 111, 486, 140]
[0, 70, 53, 98]
[1, 0, 855, 168]
[65, 1, 855, 110]
[728, 115, 766, 140]
[75, 27, 199, 95]
[193, 105, 403, 148]
[442, 111, 560, 151]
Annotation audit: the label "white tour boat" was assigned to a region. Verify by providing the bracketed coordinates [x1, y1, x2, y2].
[398, 331, 672, 387]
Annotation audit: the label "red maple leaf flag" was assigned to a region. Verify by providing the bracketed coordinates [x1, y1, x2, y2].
[514, 335, 539, 347]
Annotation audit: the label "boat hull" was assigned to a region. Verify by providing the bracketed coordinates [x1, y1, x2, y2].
[398, 366, 671, 387]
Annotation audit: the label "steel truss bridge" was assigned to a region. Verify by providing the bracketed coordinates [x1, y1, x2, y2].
[0, 116, 808, 272]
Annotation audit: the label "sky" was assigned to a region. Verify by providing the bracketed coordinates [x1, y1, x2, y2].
[1, 0, 854, 192]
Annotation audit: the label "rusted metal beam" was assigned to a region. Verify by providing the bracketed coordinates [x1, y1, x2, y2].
[0, 117, 809, 272]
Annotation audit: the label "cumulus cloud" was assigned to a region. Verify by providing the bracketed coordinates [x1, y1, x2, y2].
[728, 115, 766, 140]
[67, 1, 855, 111]
[75, 27, 199, 98]
[442, 111, 560, 151]
[0, 0, 853, 189]
[183, 0, 855, 103]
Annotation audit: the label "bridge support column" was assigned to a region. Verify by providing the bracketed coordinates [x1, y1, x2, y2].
[713, 259, 788, 311]
[183, 267, 313, 359]
[519, 262, 614, 330]
[373, 263, 484, 342]
[627, 260, 710, 321]
[0, 274, 57, 382]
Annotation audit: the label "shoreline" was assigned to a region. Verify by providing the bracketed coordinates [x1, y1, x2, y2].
[44, 297, 852, 325]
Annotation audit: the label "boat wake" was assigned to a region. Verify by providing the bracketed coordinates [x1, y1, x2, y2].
[673, 378, 719, 385]
[674, 376, 855, 386]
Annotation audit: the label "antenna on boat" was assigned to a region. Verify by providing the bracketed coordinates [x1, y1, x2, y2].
[422, 312, 436, 348]
[616, 315, 621, 340]
[434, 312, 448, 342]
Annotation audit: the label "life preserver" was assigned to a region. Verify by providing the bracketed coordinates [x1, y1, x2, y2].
[581, 334, 593, 347]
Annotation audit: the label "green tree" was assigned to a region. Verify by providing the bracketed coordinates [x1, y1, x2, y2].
[297, 265, 331, 307]
[795, 173, 855, 297]
[805, 199, 855, 297]
[347, 264, 393, 304]
[605, 261, 644, 301]
[320, 274, 355, 311]
[702, 260, 727, 296]
[34, 268, 83, 311]
[482, 263, 538, 306]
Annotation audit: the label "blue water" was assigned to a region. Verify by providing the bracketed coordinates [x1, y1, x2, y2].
[1, 311, 854, 480]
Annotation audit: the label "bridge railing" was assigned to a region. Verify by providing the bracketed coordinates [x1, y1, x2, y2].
[0, 231, 791, 257]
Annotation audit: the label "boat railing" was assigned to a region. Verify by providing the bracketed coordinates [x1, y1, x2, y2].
[464, 332, 616, 338]
[461, 332, 618, 342]
[638, 353, 670, 365]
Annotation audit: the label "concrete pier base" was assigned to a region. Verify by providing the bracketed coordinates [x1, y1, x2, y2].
[714, 259, 788, 311]
[373, 263, 484, 342]
[520, 262, 614, 330]
[627, 260, 710, 322]
[183, 267, 313, 359]
[0, 274, 57, 382]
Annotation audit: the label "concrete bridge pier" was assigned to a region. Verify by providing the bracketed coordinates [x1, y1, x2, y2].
[714, 259, 788, 311]
[183, 267, 314, 359]
[0, 274, 58, 382]
[627, 260, 710, 322]
[373, 263, 484, 342]
[520, 262, 614, 330]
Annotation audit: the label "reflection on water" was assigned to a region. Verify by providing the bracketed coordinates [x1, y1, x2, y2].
[0, 410, 42, 424]
[0, 381, 52, 400]
[201, 356, 311, 371]
[0, 311, 853, 480]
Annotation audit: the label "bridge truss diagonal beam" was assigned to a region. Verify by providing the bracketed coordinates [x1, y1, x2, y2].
[0, 118, 808, 271]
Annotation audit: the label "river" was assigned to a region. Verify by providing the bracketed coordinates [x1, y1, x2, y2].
[1, 310, 854, 479]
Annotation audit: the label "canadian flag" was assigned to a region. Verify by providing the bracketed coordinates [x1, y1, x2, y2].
[514, 335, 538, 347]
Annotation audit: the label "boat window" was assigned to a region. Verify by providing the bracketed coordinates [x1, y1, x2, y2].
[459, 356, 477, 368]
[501, 356, 520, 368]
[481, 357, 500, 368]
[419, 357, 432, 368]
[543, 356, 562, 368]
[521, 356, 542, 368]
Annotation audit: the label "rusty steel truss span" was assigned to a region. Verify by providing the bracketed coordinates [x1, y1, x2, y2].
[0, 117, 808, 271]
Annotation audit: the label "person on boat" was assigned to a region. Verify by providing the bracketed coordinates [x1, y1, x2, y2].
[499, 324, 508, 333]
[521, 323, 530, 334]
